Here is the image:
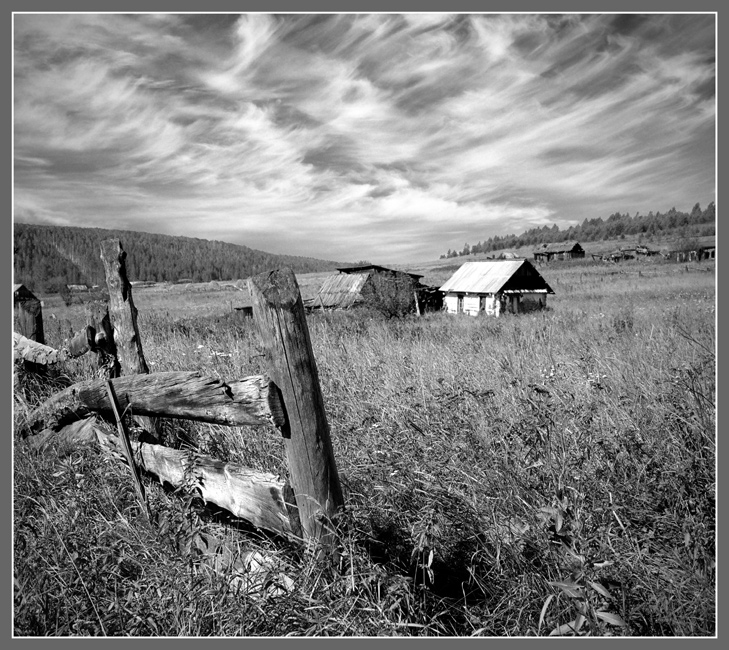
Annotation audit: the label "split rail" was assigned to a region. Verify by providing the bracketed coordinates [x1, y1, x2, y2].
[18, 239, 344, 553]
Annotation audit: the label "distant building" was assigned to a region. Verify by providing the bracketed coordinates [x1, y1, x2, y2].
[439, 260, 554, 317]
[533, 241, 585, 262]
[697, 239, 716, 260]
[308, 265, 423, 311]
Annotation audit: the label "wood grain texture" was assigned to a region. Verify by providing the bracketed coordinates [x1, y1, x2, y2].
[248, 268, 343, 548]
[13, 333, 65, 365]
[134, 443, 294, 537]
[25, 416, 294, 538]
[22, 371, 286, 436]
[100, 239, 149, 376]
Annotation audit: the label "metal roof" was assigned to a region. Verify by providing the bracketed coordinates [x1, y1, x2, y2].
[439, 260, 554, 295]
[314, 273, 371, 309]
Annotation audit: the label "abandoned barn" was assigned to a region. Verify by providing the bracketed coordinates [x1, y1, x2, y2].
[14, 284, 45, 343]
[439, 260, 555, 316]
[308, 265, 424, 310]
[533, 241, 585, 262]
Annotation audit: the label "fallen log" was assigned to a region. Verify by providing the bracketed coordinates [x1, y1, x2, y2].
[22, 371, 287, 437]
[25, 415, 298, 539]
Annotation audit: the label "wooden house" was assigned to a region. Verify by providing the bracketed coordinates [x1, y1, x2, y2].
[697, 239, 716, 260]
[308, 265, 423, 311]
[14, 284, 44, 343]
[439, 260, 554, 316]
[533, 241, 585, 262]
[415, 285, 444, 313]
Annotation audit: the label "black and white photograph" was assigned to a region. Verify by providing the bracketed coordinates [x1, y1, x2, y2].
[12, 12, 717, 637]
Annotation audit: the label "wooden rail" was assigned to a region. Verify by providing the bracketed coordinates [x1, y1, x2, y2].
[22, 371, 286, 436]
[21, 240, 343, 554]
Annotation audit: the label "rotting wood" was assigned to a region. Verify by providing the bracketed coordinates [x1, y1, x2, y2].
[100, 239, 153, 432]
[248, 267, 343, 551]
[25, 416, 294, 537]
[66, 325, 96, 358]
[85, 301, 120, 378]
[14, 285, 44, 344]
[13, 333, 66, 365]
[25, 415, 296, 540]
[22, 371, 286, 437]
[134, 443, 295, 538]
[100, 239, 149, 376]
[27, 416, 105, 451]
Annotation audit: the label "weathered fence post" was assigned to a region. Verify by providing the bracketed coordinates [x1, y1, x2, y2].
[100, 240, 149, 376]
[100, 239, 154, 434]
[14, 284, 45, 344]
[248, 268, 344, 552]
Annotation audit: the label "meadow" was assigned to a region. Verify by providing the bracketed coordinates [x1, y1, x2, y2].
[13, 257, 715, 636]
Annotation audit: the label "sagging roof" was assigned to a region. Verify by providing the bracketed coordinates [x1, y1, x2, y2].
[314, 273, 371, 309]
[533, 240, 583, 254]
[439, 260, 555, 295]
[336, 264, 423, 280]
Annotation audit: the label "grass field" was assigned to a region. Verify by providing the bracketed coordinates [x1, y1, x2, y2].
[14, 257, 715, 636]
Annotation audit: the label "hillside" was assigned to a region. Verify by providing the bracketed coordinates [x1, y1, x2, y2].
[438, 202, 715, 260]
[13, 223, 346, 293]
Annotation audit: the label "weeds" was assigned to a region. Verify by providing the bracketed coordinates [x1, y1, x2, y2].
[13, 262, 715, 636]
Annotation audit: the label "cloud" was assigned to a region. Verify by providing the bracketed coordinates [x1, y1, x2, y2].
[13, 13, 715, 263]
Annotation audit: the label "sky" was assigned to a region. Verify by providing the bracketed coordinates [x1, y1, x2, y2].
[13, 13, 716, 264]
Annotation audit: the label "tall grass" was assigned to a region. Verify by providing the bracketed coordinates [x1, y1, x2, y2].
[14, 260, 715, 636]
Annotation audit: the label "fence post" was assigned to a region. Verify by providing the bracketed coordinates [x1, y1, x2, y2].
[14, 285, 45, 344]
[100, 240, 149, 375]
[100, 239, 155, 434]
[248, 268, 343, 552]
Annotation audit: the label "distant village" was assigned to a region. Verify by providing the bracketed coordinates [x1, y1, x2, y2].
[18, 235, 715, 328]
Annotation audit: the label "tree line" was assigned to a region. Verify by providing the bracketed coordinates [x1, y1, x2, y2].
[14, 223, 344, 294]
[441, 202, 716, 258]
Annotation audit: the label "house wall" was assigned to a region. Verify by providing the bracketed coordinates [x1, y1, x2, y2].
[463, 295, 480, 316]
[445, 290, 548, 317]
[483, 294, 499, 316]
[444, 294, 460, 314]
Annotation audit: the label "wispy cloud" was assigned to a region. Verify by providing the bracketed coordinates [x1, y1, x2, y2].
[13, 13, 715, 263]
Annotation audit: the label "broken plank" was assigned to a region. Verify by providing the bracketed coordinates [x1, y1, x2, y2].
[134, 443, 296, 538]
[13, 332, 66, 365]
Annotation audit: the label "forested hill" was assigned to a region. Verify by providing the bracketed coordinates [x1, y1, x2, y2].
[440, 202, 716, 258]
[14, 223, 345, 293]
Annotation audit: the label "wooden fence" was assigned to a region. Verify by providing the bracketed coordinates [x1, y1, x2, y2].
[19, 239, 343, 554]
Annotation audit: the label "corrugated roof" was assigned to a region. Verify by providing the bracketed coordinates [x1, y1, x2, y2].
[315, 272, 371, 308]
[440, 261, 525, 294]
[439, 260, 554, 294]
